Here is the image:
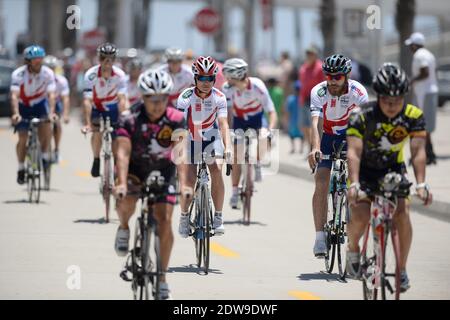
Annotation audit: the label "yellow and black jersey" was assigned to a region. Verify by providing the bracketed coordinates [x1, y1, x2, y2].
[347, 101, 426, 171]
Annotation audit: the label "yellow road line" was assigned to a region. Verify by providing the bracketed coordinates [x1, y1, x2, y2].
[288, 290, 321, 300]
[210, 242, 239, 258]
[75, 170, 90, 178]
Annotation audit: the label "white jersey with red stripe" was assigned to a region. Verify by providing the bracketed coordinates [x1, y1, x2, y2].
[10, 65, 56, 107]
[177, 87, 227, 141]
[55, 74, 70, 103]
[83, 65, 127, 112]
[158, 64, 194, 108]
[222, 77, 275, 120]
[310, 79, 369, 135]
[125, 75, 142, 107]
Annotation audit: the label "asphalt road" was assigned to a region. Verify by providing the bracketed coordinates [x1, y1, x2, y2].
[1, 118, 449, 300]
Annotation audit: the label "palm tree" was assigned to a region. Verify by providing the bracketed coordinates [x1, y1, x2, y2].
[320, 0, 336, 57]
[98, 0, 119, 42]
[395, 0, 415, 75]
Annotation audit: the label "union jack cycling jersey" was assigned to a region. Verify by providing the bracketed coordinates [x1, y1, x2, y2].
[176, 87, 227, 142]
[158, 64, 194, 108]
[222, 77, 275, 121]
[10, 65, 56, 107]
[310, 79, 369, 135]
[125, 75, 142, 107]
[55, 74, 70, 103]
[83, 65, 127, 111]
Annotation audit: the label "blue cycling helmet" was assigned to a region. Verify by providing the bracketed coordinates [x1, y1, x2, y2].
[24, 45, 46, 60]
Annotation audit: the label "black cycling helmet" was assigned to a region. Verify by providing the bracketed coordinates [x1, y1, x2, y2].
[97, 42, 118, 57]
[322, 54, 352, 74]
[373, 63, 409, 96]
[127, 58, 143, 70]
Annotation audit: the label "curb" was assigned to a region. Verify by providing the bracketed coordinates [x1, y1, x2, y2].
[278, 162, 450, 222]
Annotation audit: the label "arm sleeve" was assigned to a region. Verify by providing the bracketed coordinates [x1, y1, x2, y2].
[60, 76, 70, 96]
[176, 94, 189, 112]
[10, 70, 21, 92]
[83, 72, 93, 99]
[358, 86, 369, 105]
[346, 111, 365, 139]
[117, 74, 128, 95]
[409, 112, 427, 138]
[309, 88, 323, 118]
[259, 82, 276, 113]
[217, 95, 228, 118]
[46, 71, 56, 93]
[115, 114, 132, 139]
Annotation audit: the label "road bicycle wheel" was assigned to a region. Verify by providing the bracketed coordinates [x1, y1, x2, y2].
[361, 225, 379, 300]
[43, 158, 51, 191]
[201, 185, 211, 274]
[242, 164, 252, 226]
[324, 192, 336, 273]
[131, 217, 150, 300]
[381, 227, 401, 300]
[29, 147, 42, 204]
[335, 192, 347, 278]
[102, 157, 112, 223]
[146, 214, 162, 300]
[193, 195, 203, 269]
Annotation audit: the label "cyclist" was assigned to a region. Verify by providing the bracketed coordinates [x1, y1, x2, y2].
[158, 47, 194, 109]
[114, 69, 185, 300]
[10, 45, 57, 184]
[125, 58, 143, 111]
[82, 43, 127, 177]
[308, 54, 369, 258]
[176, 56, 231, 237]
[43, 55, 70, 163]
[221, 58, 278, 209]
[346, 63, 433, 292]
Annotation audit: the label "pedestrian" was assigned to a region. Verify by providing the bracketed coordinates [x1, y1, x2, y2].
[405, 32, 439, 165]
[284, 80, 303, 154]
[298, 45, 325, 152]
[267, 77, 284, 130]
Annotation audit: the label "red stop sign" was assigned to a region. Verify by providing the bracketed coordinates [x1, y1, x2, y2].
[194, 8, 221, 34]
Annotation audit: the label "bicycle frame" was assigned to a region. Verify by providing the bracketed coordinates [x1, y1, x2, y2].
[361, 175, 403, 300]
[99, 116, 114, 222]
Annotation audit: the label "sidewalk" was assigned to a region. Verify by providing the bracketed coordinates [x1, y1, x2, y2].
[276, 105, 450, 219]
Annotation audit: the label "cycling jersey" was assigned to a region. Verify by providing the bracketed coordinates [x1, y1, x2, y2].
[116, 104, 185, 176]
[10, 65, 56, 107]
[158, 64, 194, 108]
[310, 79, 368, 135]
[55, 74, 70, 114]
[83, 65, 127, 112]
[222, 77, 275, 130]
[125, 75, 142, 108]
[176, 87, 227, 142]
[347, 101, 426, 172]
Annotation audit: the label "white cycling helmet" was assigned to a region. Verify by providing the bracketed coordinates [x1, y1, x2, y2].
[43, 55, 59, 69]
[138, 69, 174, 95]
[222, 58, 248, 80]
[165, 47, 184, 61]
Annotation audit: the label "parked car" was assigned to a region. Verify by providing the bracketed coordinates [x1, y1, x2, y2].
[0, 59, 15, 117]
[437, 57, 450, 107]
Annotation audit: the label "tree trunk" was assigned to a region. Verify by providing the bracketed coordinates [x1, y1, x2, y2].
[320, 0, 336, 57]
[98, 0, 119, 43]
[133, 0, 151, 48]
[395, 0, 415, 75]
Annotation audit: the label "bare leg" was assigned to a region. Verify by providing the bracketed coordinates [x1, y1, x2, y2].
[153, 203, 174, 282]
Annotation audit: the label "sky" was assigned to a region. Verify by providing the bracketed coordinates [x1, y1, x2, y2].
[0, 0, 439, 60]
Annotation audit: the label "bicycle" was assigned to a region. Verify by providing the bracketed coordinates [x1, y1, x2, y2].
[321, 141, 349, 279]
[82, 116, 114, 223]
[239, 134, 257, 225]
[20, 118, 43, 203]
[187, 152, 232, 274]
[120, 171, 178, 300]
[358, 172, 413, 300]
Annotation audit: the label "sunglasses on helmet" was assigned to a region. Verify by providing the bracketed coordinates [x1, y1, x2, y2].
[196, 75, 215, 82]
[325, 73, 345, 81]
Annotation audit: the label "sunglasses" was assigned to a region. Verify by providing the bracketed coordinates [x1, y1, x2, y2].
[325, 73, 345, 81]
[143, 94, 169, 102]
[99, 55, 116, 62]
[197, 75, 215, 82]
